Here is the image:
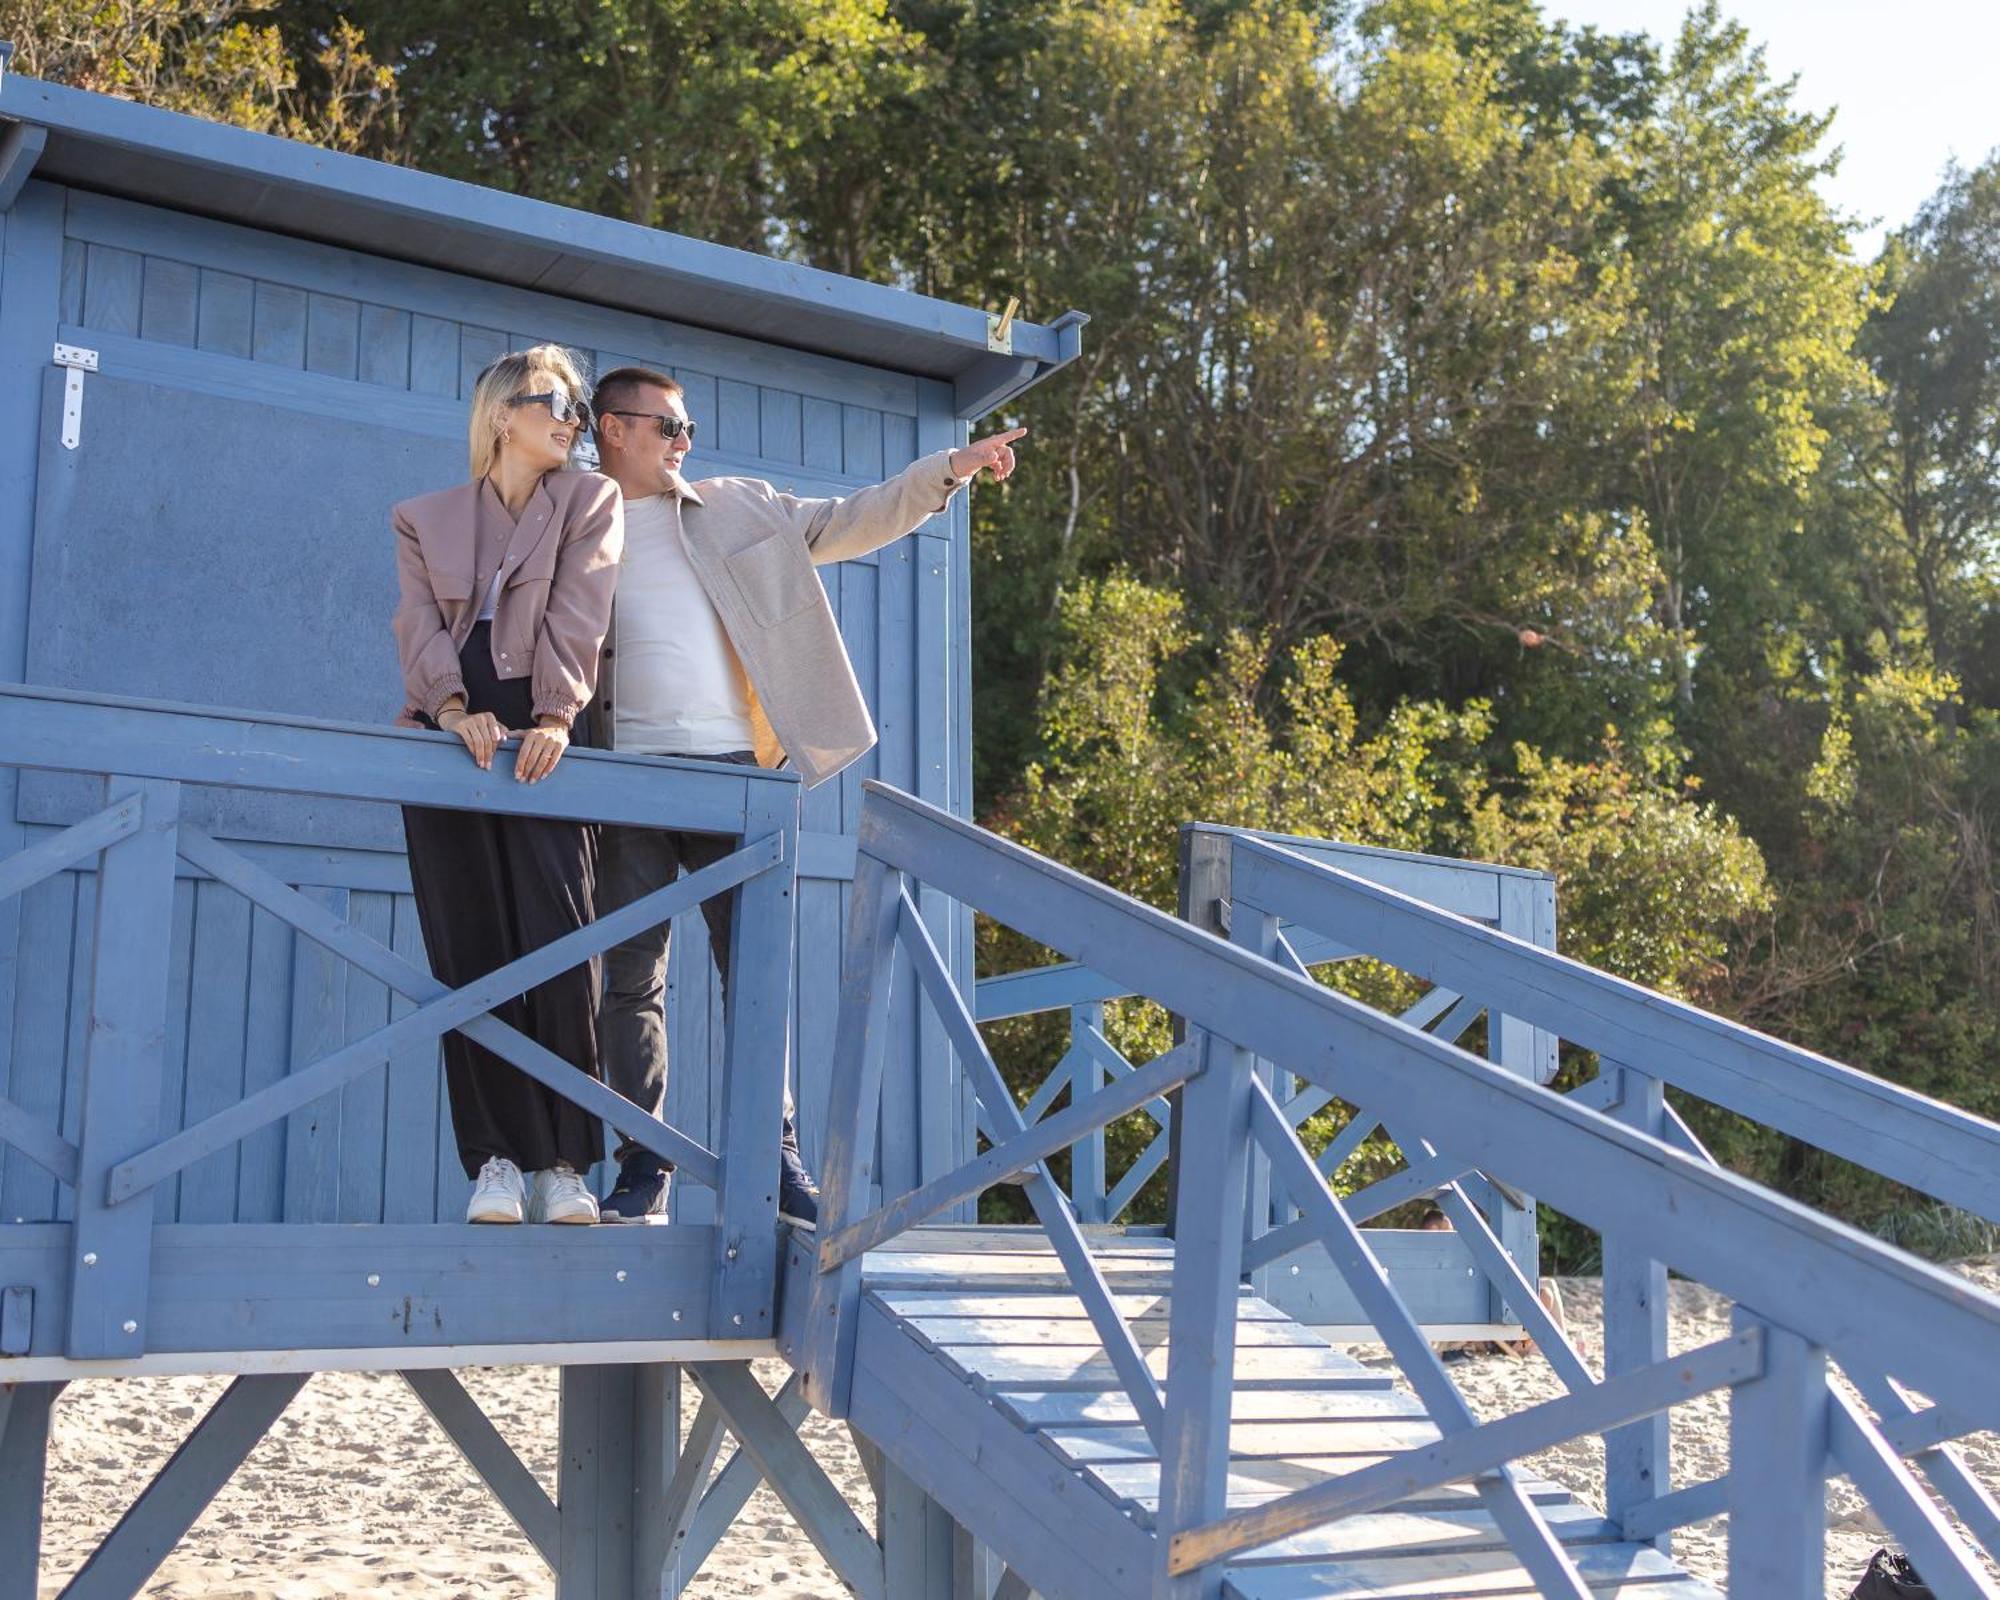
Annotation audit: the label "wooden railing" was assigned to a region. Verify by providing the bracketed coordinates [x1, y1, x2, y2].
[0, 685, 800, 1357]
[802, 782, 2000, 1598]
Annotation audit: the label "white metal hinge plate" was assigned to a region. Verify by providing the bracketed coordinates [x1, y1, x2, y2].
[54, 342, 96, 449]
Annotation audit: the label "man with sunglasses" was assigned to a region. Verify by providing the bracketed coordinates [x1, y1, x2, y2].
[585, 365, 1025, 1224]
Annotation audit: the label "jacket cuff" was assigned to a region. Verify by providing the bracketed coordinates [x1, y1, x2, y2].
[531, 691, 582, 729]
[422, 674, 467, 721]
[924, 449, 966, 512]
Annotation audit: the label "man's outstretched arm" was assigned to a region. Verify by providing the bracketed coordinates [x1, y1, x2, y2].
[783, 427, 1028, 565]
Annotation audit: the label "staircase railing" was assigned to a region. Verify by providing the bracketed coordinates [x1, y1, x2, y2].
[803, 782, 2000, 1598]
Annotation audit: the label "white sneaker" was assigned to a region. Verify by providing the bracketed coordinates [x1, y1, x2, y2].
[467, 1157, 526, 1224]
[531, 1164, 599, 1225]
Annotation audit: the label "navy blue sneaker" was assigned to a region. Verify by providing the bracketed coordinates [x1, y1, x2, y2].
[601, 1154, 670, 1222]
[778, 1140, 820, 1227]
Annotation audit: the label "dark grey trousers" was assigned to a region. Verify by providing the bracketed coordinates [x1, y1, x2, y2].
[597, 751, 795, 1168]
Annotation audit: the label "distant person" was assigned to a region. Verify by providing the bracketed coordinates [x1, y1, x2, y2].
[392, 344, 624, 1226]
[585, 363, 1026, 1224]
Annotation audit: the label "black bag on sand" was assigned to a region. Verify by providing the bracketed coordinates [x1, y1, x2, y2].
[1851, 1548, 1933, 1599]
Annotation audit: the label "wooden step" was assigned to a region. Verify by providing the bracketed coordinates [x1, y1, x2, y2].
[1222, 1539, 1722, 1598]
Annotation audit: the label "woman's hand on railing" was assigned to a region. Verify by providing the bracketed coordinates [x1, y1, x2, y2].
[435, 706, 508, 771]
[514, 721, 569, 784]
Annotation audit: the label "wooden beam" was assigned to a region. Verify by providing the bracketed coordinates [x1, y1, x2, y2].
[60, 1374, 304, 1600]
[402, 1369, 558, 1568]
[0, 119, 46, 210]
[689, 1362, 884, 1600]
[1826, 1390, 1996, 1600]
[0, 1382, 62, 1600]
[0, 792, 140, 902]
[678, 1373, 810, 1579]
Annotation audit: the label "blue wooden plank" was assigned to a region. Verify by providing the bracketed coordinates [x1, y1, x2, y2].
[51, 860, 98, 1227]
[717, 377, 760, 456]
[1826, 1389, 1994, 1599]
[799, 852, 904, 1416]
[883, 412, 917, 474]
[304, 292, 361, 380]
[250, 280, 306, 367]
[794, 876, 842, 1175]
[0, 1380, 58, 1596]
[196, 268, 254, 359]
[282, 885, 348, 1224]
[843, 404, 884, 480]
[1726, 1311, 1826, 1596]
[336, 889, 393, 1222]
[676, 1373, 811, 1577]
[61, 1374, 306, 1600]
[459, 324, 505, 396]
[711, 785, 800, 1337]
[402, 1367, 558, 1564]
[409, 313, 458, 397]
[82, 241, 142, 332]
[2, 872, 75, 1224]
[152, 877, 196, 1224]
[2, 686, 789, 836]
[179, 878, 251, 1223]
[59, 234, 85, 324]
[691, 1361, 886, 1600]
[67, 777, 179, 1357]
[1600, 1064, 1669, 1547]
[803, 396, 844, 471]
[139, 255, 198, 346]
[356, 304, 411, 390]
[761, 388, 803, 464]
[236, 904, 290, 1224]
[382, 892, 440, 1223]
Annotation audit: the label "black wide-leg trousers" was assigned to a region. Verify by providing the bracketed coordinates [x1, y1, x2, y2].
[402, 623, 604, 1180]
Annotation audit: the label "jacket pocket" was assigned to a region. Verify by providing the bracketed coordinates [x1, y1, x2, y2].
[725, 532, 823, 627]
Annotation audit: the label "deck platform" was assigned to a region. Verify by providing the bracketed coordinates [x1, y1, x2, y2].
[796, 1227, 1721, 1600]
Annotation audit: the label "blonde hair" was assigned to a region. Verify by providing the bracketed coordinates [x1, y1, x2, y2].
[467, 344, 591, 479]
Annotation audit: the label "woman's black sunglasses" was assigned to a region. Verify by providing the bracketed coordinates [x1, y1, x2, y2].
[508, 390, 594, 430]
[603, 409, 697, 443]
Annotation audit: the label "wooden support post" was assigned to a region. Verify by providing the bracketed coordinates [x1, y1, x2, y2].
[1155, 960, 1255, 1597]
[1728, 1310, 1828, 1598]
[880, 1458, 955, 1600]
[558, 1363, 679, 1600]
[0, 1382, 60, 1600]
[1168, 828, 1233, 1239]
[801, 853, 903, 1416]
[63, 1374, 305, 1600]
[1602, 1062, 1670, 1549]
[1069, 1002, 1106, 1223]
[403, 1368, 560, 1569]
[68, 778, 178, 1358]
[711, 787, 799, 1340]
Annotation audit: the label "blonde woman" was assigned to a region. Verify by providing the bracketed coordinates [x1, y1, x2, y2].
[392, 345, 624, 1224]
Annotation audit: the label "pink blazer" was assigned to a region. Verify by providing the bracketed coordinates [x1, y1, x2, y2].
[392, 470, 624, 729]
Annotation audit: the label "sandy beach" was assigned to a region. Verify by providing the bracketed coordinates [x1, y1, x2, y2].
[30, 1260, 2000, 1598]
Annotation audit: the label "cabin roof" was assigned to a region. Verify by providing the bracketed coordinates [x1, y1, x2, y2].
[0, 67, 1084, 418]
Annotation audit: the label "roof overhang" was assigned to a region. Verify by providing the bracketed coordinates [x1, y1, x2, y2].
[0, 65, 1084, 418]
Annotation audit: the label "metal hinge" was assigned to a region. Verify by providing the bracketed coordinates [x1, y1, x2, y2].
[54, 342, 97, 449]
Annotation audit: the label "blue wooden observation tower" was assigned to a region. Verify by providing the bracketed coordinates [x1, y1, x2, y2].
[3, 54, 2000, 1600]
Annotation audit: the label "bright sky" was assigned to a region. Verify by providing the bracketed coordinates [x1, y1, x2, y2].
[1549, 0, 2000, 253]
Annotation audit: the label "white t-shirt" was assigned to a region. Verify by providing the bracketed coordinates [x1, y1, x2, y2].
[613, 492, 757, 755]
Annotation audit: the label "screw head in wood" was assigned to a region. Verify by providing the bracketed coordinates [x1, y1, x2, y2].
[367, 1273, 381, 1287]
[82, 1252, 98, 1267]
[616, 1270, 628, 1282]
[121, 1320, 137, 1334]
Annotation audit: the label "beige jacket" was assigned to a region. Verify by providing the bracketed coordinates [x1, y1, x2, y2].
[392, 470, 624, 729]
[591, 450, 965, 788]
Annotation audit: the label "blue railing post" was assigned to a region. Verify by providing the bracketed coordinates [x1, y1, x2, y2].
[710, 782, 801, 1340]
[1154, 1029, 1252, 1600]
[1601, 1061, 1671, 1548]
[1727, 1308, 1829, 1595]
[1069, 1001, 1106, 1222]
[67, 776, 179, 1359]
[801, 851, 904, 1416]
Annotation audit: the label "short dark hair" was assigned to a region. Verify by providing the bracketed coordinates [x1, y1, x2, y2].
[592, 365, 684, 431]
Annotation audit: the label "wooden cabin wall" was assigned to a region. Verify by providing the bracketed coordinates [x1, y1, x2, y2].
[0, 180, 974, 1226]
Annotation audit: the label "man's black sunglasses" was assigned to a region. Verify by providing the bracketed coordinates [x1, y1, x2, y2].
[508, 390, 594, 429]
[603, 409, 697, 442]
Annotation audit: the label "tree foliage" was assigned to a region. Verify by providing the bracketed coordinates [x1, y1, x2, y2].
[18, 0, 2000, 1245]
